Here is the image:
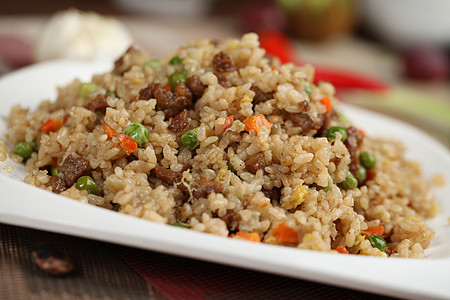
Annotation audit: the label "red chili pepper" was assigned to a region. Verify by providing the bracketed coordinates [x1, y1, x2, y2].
[258, 30, 389, 92]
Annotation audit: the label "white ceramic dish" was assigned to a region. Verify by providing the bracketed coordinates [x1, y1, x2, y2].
[0, 61, 449, 299]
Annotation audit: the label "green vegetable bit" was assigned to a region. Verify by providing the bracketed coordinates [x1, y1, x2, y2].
[106, 90, 117, 97]
[78, 82, 97, 99]
[13, 141, 34, 160]
[356, 166, 366, 186]
[172, 221, 190, 228]
[339, 171, 358, 190]
[325, 126, 347, 142]
[359, 151, 376, 169]
[76, 176, 98, 194]
[168, 72, 186, 90]
[304, 82, 312, 96]
[30, 140, 38, 151]
[143, 59, 162, 71]
[50, 166, 59, 176]
[169, 56, 182, 65]
[123, 122, 149, 147]
[181, 128, 200, 150]
[227, 162, 237, 174]
[368, 235, 386, 252]
[313, 175, 333, 192]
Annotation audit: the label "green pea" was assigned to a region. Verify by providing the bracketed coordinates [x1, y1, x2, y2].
[356, 166, 366, 186]
[326, 126, 347, 142]
[123, 122, 149, 148]
[368, 235, 386, 252]
[304, 82, 312, 97]
[181, 128, 200, 150]
[359, 151, 376, 169]
[312, 175, 333, 192]
[78, 82, 97, 99]
[168, 72, 186, 90]
[169, 56, 182, 65]
[50, 166, 59, 176]
[227, 162, 237, 174]
[13, 141, 33, 160]
[76, 176, 98, 194]
[339, 171, 358, 190]
[142, 59, 162, 71]
[172, 221, 190, 228]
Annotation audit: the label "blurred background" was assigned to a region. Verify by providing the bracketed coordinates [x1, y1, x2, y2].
[0, 0, 449, 147]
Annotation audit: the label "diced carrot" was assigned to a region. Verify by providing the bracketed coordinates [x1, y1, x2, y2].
[261, 203, 268, 208]
[113, 143, 121, 149]
[40, 119, 63, 133]
[223, 115, 234, 131]
[102, 122, 117, 139]
[273, 220, 298, 243]
[118, 133, 138, 155]
[362, 225, 384, 237]
[335, 245, 349, 254]
[320, 96, 332, 113]
[235, 231, 261, 243]
[243, 114, 273, 135]
[358, 129, 366, 136]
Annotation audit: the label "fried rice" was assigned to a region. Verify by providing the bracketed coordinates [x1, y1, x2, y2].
[6, 33, 439, 258]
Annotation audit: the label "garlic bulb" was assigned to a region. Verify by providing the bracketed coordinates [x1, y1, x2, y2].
[34, 9, 133, 61]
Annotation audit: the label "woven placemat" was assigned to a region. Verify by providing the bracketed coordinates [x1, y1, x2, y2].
[0, 223, 397, 300]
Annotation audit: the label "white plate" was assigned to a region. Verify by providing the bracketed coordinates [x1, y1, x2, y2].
[1, 60, 449, 300]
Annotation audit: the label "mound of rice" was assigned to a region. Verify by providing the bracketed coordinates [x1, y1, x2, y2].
[7, 33, 438, 257]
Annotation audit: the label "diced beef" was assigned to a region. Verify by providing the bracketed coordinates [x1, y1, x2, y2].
[282, 111, 324, 134]
[245, 152, 266, 174]
[220, 210, 240, 232]
[345, 126, 364, 174]
[138, 84, 153, 100]
[186, 75, 206, 99]
[86, 94, 108, 112]
[212, 51, 236, 73]
[192, 177, 223, 198]
[113, 46, 141, 75]
[139, 83, 193, 119]
[57, 154, 91, 186]
[153, 165, 183, 185]
[168, 109, 189, 132]
[46, 175, 67, 194]
[151, 165, 222, 199]
[251, 86, 274, 105]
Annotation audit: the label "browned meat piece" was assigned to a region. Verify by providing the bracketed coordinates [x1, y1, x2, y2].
[251, 86, 274, 105]
[153, 165, 183, 185]
[168, 109, 190, 132]
[245, 152, 266, 174]
[175, 82, 193, 102]
[57, 154, 91, 186]
[186, 75, 206, 99]
[220, 210, 240, 231]
[192, 177, 223, 198]
[298, 100, 310, 112]
[46, 175, 67, 194]
[138, 84, 153, 100]
[212, 51, 236, 73]
[152, 83, 193, 118]
[345, 126, 364, 174]
[283, 111, 324, 134]
[113, 46, 141, 75]
[86, 94, 108, 112]
[31, 243, 75, 276]
[262, 187, 281, 205]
